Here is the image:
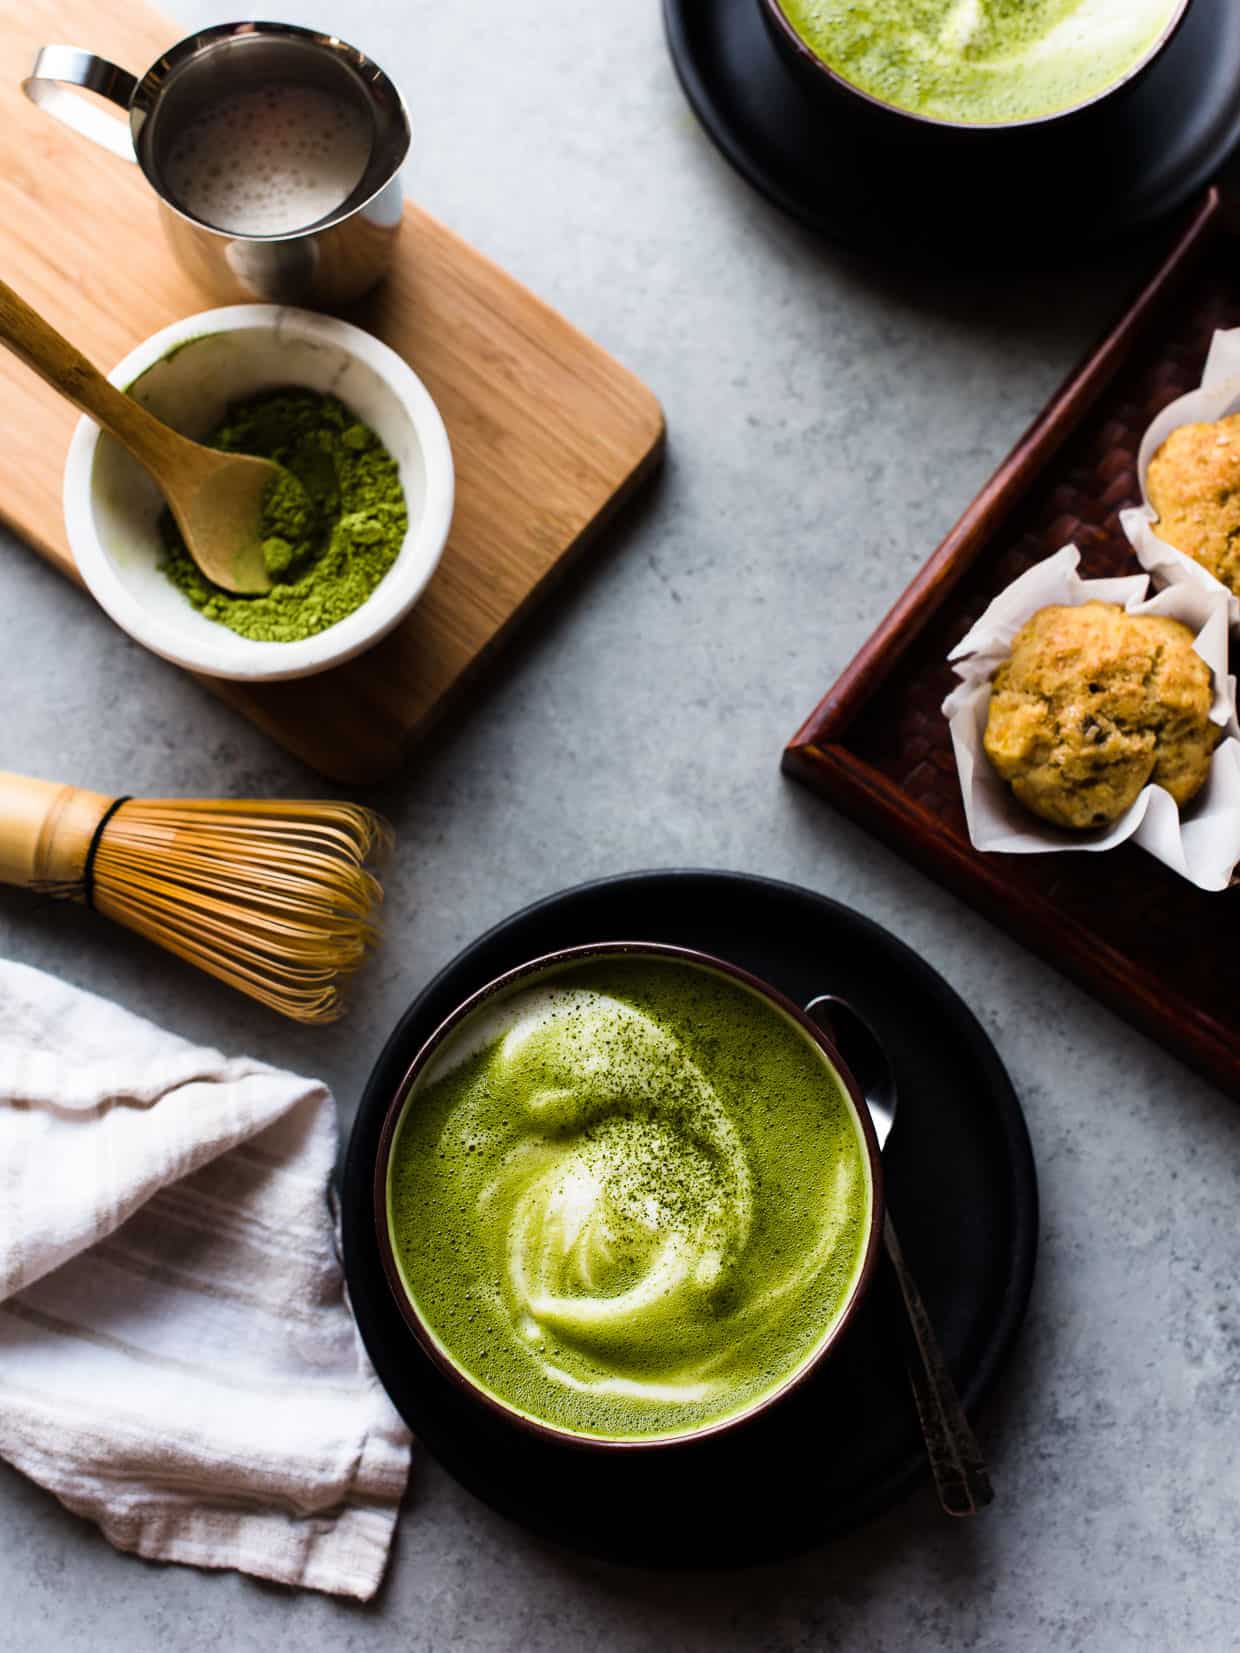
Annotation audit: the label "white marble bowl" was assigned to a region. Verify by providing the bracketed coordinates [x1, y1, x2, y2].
[63, 305, 454, 682]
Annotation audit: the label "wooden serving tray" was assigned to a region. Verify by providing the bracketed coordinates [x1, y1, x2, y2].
[785, 191, 1240, 1103]
[0, 0, 664, 784]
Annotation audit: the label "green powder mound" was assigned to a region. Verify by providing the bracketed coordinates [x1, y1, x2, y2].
[777, 0, 1180, 125]
[387, 956, 872, 1441]
[258, 467, 318, 578]
[160, 388, 408, 642]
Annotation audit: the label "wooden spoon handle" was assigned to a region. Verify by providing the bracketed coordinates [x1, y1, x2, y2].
[883, 1210, 995, 1516]
[0, 278, 187, 481]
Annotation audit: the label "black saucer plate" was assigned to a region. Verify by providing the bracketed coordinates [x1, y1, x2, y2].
[342, 871, 1038, 1566]
[663, 0, 1240, 259]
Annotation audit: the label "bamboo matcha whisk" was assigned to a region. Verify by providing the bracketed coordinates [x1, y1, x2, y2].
[0, 773, 389, 1023]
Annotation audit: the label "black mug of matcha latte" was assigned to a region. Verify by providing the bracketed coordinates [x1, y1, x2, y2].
[374, 943, 883, 1450]
[758, 0, 1193, 133]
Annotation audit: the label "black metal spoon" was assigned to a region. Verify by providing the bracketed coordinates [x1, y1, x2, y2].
[806, 993, 995, 1517]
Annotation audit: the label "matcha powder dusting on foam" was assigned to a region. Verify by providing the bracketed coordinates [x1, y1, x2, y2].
[160, 388, 408, 642]
[777, 0, 1182, 126]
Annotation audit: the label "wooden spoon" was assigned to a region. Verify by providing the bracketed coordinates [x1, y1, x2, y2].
[0, 278, 288, 596]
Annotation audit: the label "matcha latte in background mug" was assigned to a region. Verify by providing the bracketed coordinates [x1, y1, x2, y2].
[759, 0, 1193, 130]
[375, 944, 882, 1448]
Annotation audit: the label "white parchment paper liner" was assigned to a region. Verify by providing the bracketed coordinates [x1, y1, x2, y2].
[1119, 326, 1240, 630]
[941, 546, 1240, 892]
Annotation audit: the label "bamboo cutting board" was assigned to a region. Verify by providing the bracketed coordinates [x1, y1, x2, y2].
[0, 0, 664, 783]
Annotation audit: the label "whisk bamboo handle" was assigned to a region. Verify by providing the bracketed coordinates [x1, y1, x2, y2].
[0, 772, 114, 893]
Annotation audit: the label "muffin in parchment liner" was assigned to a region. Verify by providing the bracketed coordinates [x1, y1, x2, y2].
[941, 546, 1240, 892]
[1120, 326, 1240, 630]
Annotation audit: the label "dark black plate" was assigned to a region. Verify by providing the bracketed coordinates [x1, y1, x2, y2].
[341, 871, 1038, 1565]
[663, 0, 1240, 259]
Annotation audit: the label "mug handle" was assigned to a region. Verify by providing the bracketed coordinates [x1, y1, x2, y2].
[22, 46, 138, 163]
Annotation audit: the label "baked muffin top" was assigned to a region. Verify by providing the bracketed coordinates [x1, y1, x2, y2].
[982, 601, 1217, 831]
[1147, 413, 1240, 599]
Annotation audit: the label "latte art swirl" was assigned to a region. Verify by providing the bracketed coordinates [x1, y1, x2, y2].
[388, 959, 872, 1439]
[480, 994, 759, 1402]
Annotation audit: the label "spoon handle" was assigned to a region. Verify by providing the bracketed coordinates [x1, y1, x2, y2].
[883, 1210, 994, 1516]
[0, 277, 189, 480]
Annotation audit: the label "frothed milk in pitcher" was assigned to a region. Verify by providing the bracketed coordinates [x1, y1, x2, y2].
[24, 22, 410, 306]
[164, 84, 374, 237]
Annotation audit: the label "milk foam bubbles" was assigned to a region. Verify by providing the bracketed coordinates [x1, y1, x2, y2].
[164, 84, 372, 236]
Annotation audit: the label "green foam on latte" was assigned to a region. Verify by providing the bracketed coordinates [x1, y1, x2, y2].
[387, 956, 872, 1440]
[776, 0, 1181, 125]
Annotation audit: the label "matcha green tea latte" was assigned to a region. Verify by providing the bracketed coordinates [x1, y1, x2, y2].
[774, 0, 1183, 126]
[385, 953, 876, 1442]
[160, 388, 408, 641]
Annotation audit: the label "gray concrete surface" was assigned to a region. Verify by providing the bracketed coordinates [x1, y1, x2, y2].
[3, 2, 1238, 1648]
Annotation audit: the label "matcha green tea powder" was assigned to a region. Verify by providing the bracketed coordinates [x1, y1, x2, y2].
[161, 388, 408, 642]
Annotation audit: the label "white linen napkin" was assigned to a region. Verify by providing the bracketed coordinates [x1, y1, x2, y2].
[0, 959, 411, 1600]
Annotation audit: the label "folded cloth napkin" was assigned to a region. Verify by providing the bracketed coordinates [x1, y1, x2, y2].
[0, 959, 411, 1600]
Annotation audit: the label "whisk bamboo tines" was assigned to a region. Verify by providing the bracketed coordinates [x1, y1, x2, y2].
[0, 772, 390, 1023]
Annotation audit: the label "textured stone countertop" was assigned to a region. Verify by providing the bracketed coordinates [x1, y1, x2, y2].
[2, 3, 1237, 1649]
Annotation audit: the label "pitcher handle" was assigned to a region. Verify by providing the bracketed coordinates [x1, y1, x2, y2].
[22, 46, 138, 163]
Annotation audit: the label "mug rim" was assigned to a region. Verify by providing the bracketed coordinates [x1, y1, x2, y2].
[129, 20, 412, 244]
[372, 939, 885, 1453]
[758, 0, 1194, 132]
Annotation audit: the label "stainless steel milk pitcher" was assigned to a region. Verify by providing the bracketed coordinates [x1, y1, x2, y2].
[24, 22, 411, 307]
